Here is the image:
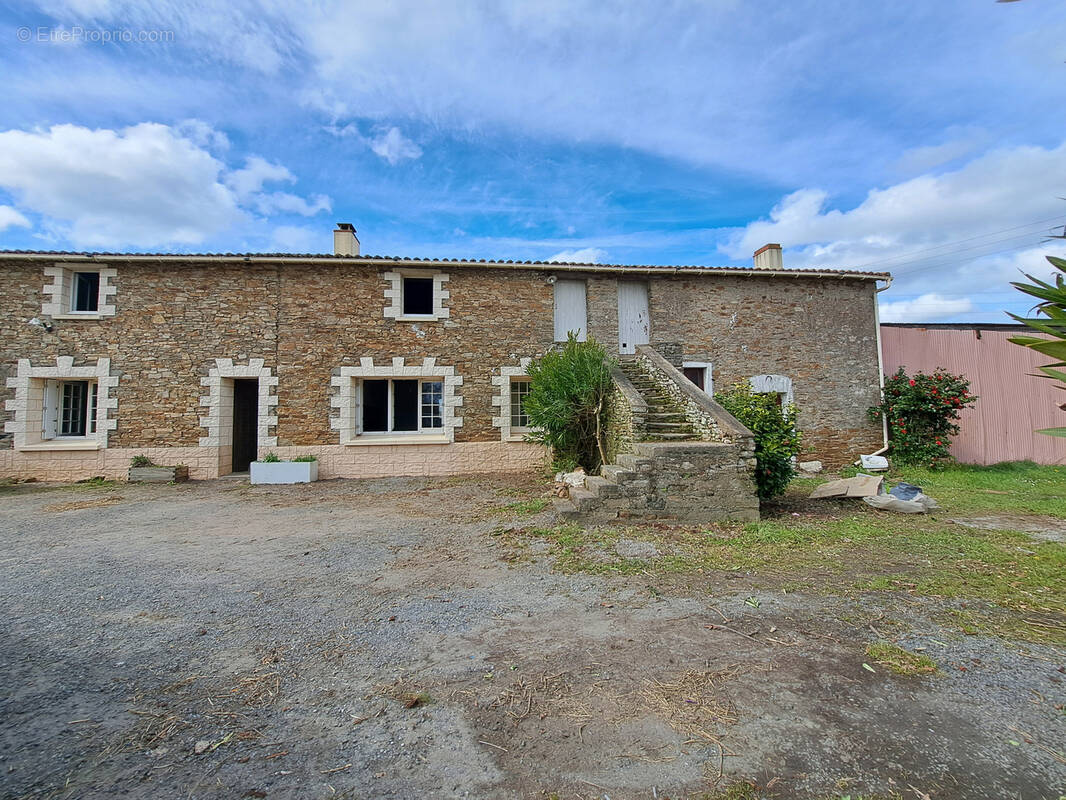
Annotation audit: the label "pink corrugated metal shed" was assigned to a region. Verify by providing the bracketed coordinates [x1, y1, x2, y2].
[880, 324, 1066, 465]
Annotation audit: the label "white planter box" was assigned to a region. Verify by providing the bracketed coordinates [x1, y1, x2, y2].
[249, 460, 318, 485]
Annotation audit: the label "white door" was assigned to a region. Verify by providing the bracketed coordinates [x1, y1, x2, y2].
[553, 279, 587, 342]
[617, 282, 649, 354]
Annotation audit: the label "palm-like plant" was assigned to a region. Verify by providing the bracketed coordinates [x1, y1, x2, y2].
[1008, 253, 1066, 437]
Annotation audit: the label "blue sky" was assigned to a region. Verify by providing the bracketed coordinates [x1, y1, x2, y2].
[1, 0, 1065, 322]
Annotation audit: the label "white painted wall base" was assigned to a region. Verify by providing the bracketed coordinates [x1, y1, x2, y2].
[0, 441, 548, 483]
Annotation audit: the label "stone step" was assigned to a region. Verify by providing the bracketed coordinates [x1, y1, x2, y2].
[617, 453, 653, 471]
[585, 475, 622, 499]
[646, 411, 686, 419]
[645, 432, 700, 440]
[552, 497, 580, 521]
[600, 464, 636, 483]
[567, 486, 602, 512]
[646, 421, 693, 429]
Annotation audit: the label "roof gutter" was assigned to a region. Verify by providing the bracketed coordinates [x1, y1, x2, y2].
[0, 252, 891, 281]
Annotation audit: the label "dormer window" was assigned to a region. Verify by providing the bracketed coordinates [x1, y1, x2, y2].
[383, 270, 450, 322]
[41, 264, 117, 320]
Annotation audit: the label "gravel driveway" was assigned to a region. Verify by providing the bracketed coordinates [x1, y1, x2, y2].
[1, 476, 1063, 799]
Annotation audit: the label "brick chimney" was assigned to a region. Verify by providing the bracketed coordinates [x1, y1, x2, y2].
[753, 243, 783, 270]
[333, 223, 360, 256]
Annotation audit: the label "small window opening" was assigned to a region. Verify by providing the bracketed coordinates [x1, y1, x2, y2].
[72, 272, 100, 312]
[683, 367, 705, 391]
[403, 277, 434, 316]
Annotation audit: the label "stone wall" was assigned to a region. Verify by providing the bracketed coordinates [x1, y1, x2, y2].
[599, 441, 759, 523]
[647, 274, 884, 466]
[603, 364, 646, 464]
[1, 255, 883, 478]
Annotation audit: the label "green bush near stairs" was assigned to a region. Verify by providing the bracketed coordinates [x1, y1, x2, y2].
[524, 333, 615, 473]
[715, 382, 801, 500]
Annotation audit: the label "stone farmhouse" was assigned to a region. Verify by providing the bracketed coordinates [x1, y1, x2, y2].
[1, 226, 891, 505]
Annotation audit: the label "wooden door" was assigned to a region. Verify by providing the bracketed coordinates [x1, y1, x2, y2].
[617, 282, 650, 354]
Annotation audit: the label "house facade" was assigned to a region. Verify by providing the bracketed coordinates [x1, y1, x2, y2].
[0, 229, 890, 482]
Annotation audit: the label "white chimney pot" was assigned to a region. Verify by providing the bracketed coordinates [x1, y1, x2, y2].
[333, 223, 360, 256]
[753, 243, 783, 270]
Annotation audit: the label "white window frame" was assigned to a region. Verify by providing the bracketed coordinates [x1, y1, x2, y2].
[49, 378, 99, 438]
[682, 361, 714, 395]
[553, 278, 587, 342]
[5, 356, 117, 451]
[491, 358, 533, 442]
[331, 357, 462, 445]
[357, 377, 445, 434]
[382, 269, 450, 322]
[41, 264, 117, 320]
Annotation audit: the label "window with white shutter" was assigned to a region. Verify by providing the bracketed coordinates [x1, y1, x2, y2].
[553, 279, 587, 342]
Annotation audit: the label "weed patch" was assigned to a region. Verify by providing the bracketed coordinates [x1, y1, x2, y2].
[864, 642, 938, 675]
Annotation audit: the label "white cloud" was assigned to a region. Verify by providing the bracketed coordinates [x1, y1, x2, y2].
[879, 293, 975, 323]
[17, 1, 1066, 190]
[893, 135, 982, 175]
[252, 192, 331, 217]
[323, 122, 422, 165]
[368, 127, 422, 165]
[721, 142, 1066, 321]
[727, 142, 1065, 275]
[0, 123, 330, 248]
[225, 156, 293, 199]
[269, 224, 323, 253]
[0, 206, 31, 232]
[547, 247, 607, 264]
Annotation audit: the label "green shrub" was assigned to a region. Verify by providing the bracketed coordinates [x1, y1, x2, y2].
[524, 333, 614, 472]
[129, 455, 156, 468]
[1009, 253, 1066, 437]
[291, 455, 317, 462]
[261, 452, 280, 463]
[868, 367, 976, 467]
[715, 383, 800, 499]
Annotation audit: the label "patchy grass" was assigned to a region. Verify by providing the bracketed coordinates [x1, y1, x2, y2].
[891, 461, 1066, 516]
[864, 642, 938, 675]
[513, 462, 1066, 645]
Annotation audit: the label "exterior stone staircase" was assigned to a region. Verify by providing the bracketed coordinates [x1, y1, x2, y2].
[553, 346, 760, 524]
[617, 359, 698, 441]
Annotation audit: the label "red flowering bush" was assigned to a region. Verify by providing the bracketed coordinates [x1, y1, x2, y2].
[867, 367, 977, 467]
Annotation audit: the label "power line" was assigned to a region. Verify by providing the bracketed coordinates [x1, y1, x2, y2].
[888, 238, 1051, 278]
[852, 214, 1066, 270]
